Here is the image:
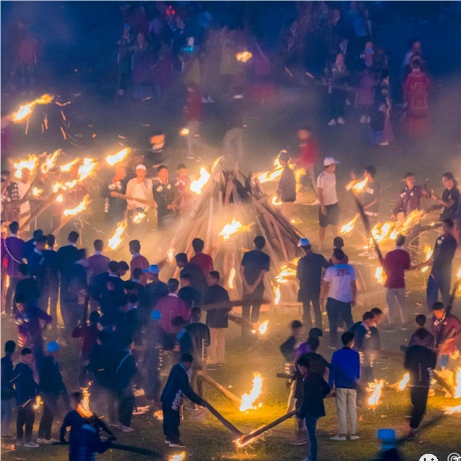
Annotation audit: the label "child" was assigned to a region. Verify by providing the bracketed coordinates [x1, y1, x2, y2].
[13, 348, 39, 447]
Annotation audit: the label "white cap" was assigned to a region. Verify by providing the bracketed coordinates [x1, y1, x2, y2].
[324, 157, 340, 166]
[298, 238, 310, 247]
[136, 164, 147, 171]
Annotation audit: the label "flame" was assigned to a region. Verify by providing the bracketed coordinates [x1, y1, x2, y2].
[6, 276, 10, 288]
[274, 285, 281, 305]
[375, 266, 386, 285]
[211, 157, 222, 172]
[294, 168, 306, 192]
[421, 246, 433, 272]
[56, 194, 63, 203]
[108, 221, 127, 250]
[457, 267, 461, 279]
[167, 248, 175, 263]
[106, 147, 130, 166]
[219, 219, 252, 241]
[255, 162, 283, 183]
[60, 159, 79, 173]
[228, 268, 236, 289]
[345, 177, 369, 193]
[236, 51, 252, 62]
[64, 195, 90, 217]
[132, 211, 146, 224]
[234, 437, 256, 448]
[454, 367, 461, 399]
[272, 196, 282, 206]
[12, 94, 54, 123]
[190, 167, 211, 195]
[77, 158, 97, 182]
[169, 452, 186, 461]
[33, 396, 43, 409]
[340, 215, 359, 236]
[41, 149, 61, 173]
[32, 187, 43, 197]
[77, 384, 93, 418]
[367, 379, 384, 409]
[153, 410, 163, 420]
[258, 320, 269, 335]
[275, 265, 297, 284]
[180, 128, 190, 136]
[397, 373, 410, 391]
[14, 155, 38, 178]
[239, 373, 263, 412]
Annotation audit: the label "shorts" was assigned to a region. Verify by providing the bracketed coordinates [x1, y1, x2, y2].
[319, 202, 339, 228]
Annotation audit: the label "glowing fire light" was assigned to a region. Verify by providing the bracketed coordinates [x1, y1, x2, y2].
[77, 158, 97, 182]
[375, 266, 386, 285]
[33, 396, 43, 409]
[255, 157, 283, 183]
[258, 320, 269, 335]
[108, 221, 127, 250]
[12, 94, 54, 123]
[367, 379, 384, 410]
[6, 276, 10, 289]
[64, 195, 90, 217]
[14, 155, 38, 179]
[275, 265, 297, 284]
[41, 149, 61, 174]
[340, 215, 360, 236]
[397, 373, 410, 391]
[167, 248, 175, 263]
[457, 267, 461, 279]
[272, 196, 282, 206]
[294, 168, 306, 192]
[106, 147, 130, 166]
[180, 128, 189, 136]
[239, 373, 263, 412]
[190, 167, 211, 194]
[234, 437, 256, 448]
[228, 268, 236, 289]
[421, 246, 433, 272]
[77, 384, 93, 418]
[60, 159, 79, 173]
[56, 194, 63, 203]
[32, 187, 43, 197]
[274, 286, 281, 305]
[236, 51, 252, 62]
[454, 367, 461, 399]
[169, 452, 186, 461]
[132, 211, 146, 224]
[219, 219, 252, 241]
[345, 177, 369, 193]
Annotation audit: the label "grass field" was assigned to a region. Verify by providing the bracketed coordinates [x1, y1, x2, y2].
[2, 269, 461, 461]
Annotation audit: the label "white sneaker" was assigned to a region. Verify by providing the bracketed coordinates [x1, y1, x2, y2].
[360, 115, 367, 124]
[122, 426, 134, 433]
[24, 441, 40, 448]
[330, 434, 347, 441]
[337, 117, 345, 125]
[36, 438, 45, 444]
[43, 438, 58, 444]
[350, 434, 360, 440]
[328, 119, 337, 126]
[169, 442, 185, 448]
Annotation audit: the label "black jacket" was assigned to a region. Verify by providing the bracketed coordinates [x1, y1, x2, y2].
[57, 245, 79, 285]
[39, 355, 67, 396]
[186, 322, 210, 362]
[298, 371, 330, 419]
[114, 349, 137, 395]
[1, 354, 15, 400]
[404, 345, 437, 388]
[178, 286, 202, 309]
[204, 285, 230, 329]
[280, 336, 298, 363]
[13, 362, 39, 406]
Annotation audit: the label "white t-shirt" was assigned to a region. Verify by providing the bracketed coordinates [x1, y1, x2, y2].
[317, 171, 338, 206]
[323, 264, 356, 303]
[126, 178, 153, 210]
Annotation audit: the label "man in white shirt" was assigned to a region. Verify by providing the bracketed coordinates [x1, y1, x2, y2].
[125, 164, 153, 233]
[16, 168, 32, 231]
[320, 248, 357, 348]
[317, 157, 340, 250]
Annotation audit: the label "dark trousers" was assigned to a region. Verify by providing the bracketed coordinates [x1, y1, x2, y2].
[326, 298, 353, 347]
[329, 91, 345, 119]
[242, 291, 263, 336]
[426, 271, 451, 311]
[5, 277, 20, 315]
[60, 297, 81, 340]
[301, 292, 322, 330]
[48, 283, 59, 329]
[305, 415, 319, 461]
[90, 385, 117, 425]
[162, 404, 180, 443]
[38, 395, 57, 439]
[145, 366, 161, 405]
[410, 386, 429, 430]
[118, 393, 135, 427]
[17, 403, 35, 442]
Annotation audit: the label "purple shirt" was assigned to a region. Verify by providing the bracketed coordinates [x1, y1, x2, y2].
[3, 236, 24, 278]
[295, 343, 313, 363]
[87, 254, 110, 282]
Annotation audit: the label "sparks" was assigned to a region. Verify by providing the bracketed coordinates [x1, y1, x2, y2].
[132, 211, 146, 224]
[77, 158, 97, 182]
[106, 147, 130, 166]
[345, 177, 369, 193]
[367, 379, 384, 410]
[219, 219, 252, 241]
[13, 155, 38, 179]
[340, 215, 359, 236]
[190, 167, 211, 194]
[64, 195, 90, 217]
[239, 373, 263, 412]
[236, 51, 252, 62]
[12, 94, 54, 123]
[228, 268, 236, 289]
[40, 149, 61, 173]
[274, 285, 281, 305]
[108, 221, 127, 250]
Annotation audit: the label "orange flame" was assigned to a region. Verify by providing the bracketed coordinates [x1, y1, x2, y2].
[367, 379, 384, 409]
[77, 384, 93, 418]
[32, 187, 43, 197]
[396, 373, 410, 391]
[345, 177, 369, 193]
[272, 196, 282, 206]
[257, 320, 269, 335]
[180, 128, 190, 136]
[228, 268, 236, 289]
[106, 148, 130, 166]
[64, 195, 90, 217]
[239, 373, 263, 412]
[40, 149, 61, 173]
[421, 246, 433, 272]
[60, 159, 79, 173]
[340, 215, 359, 236]
[255, 157, 284, 183]
[236, 51, 252, 62]
[33, 396, 43, 409]
[132, 211, 146, 224]
[275, 265, 297, 284]
[234, 437, 256, 448]
[219, 219, 252, 241]
[374, 266, 386, 285]
[190, 167, 211, 194]
[14, 155, 38, 179]
[168, 452, 186, 461]
[77, 158, 97, 182]
[274, 285, 281, 305]
[56, 194, 63, 203]
[108, 221, 127, 250]
[12, 94, 54, 123]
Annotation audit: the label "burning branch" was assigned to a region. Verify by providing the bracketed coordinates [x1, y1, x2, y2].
[367, 379, 384, 410]
[106, 148, 130, 166]
[108, 221, 127, 250]
[12, 94, 54, 123]
[239, 373, 263, 412]
[190, 167, 211, 195]
[219, 219, 252, 241]
[14, 155, 38, 179]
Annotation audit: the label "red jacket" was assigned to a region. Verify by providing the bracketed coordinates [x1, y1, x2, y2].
[432, 313, 461, 355]
[190, 252, 214, 277]
[130, 254, 149, 286]
[157, 294, 190, 334]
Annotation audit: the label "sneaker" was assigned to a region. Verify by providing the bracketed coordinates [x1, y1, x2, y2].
[43, 438, 58, 444]
[24, 441, 40, 448]
[349, 434, 360, 440]
[122, 426, 134, 433]
[327, 119, 337, 126]
[330, 434, 347, 441]
[337, 117, 345, 125]
[36, 438, 45, 444]
[218, 362, 224, 368]
[169, 442, 185, 448]
[2, 434, 15, 439]
[360, 115, 367, 124]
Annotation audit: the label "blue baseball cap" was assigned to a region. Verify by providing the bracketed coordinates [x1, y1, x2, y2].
[47, 341, 60, 353]
[143, 264, 160, 275]
[298, 238, 310, 247]
[151, 310, 162, 321]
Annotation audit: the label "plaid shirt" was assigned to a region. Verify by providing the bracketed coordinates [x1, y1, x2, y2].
[5, 182, 19, 202]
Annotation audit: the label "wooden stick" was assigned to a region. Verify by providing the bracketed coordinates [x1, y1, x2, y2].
[237, 410, 298, 445]
[19, 192, 58, 231]
[52, 215, 73, 236]
[199, 373, 241, 405]
[203, 402, 244, 436]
